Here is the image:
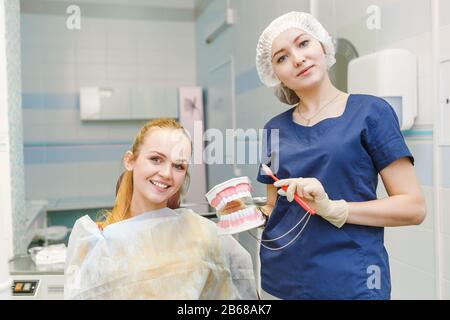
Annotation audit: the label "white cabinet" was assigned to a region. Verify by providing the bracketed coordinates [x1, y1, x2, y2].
[80, 87, 178, 120]
[348, 49, 418, 130]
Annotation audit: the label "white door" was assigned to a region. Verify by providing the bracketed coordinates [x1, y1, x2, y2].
[440, 60, 450, 146]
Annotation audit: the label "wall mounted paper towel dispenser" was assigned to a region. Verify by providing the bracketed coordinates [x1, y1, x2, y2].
[348, 49, 418, 130]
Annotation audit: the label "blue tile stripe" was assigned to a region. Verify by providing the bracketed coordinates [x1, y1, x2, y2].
[403, 129, 433, 137]
[20, 88, 443, 188]
[22, 93, 79, 110]
[21, 68, 263, 111]
[24, 142, 131, 165]
[22, 141, 447, 189]
[24, 141, 131, 147]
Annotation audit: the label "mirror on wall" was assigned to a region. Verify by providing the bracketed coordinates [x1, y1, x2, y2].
[79, 87, 179, 120]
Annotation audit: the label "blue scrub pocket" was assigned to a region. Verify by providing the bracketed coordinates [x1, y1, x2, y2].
[298, 219, 371, 299]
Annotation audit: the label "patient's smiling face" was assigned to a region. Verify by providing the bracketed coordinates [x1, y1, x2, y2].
[125, 127, 191, 215]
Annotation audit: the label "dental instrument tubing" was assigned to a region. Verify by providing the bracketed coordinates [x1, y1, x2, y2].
[249, 213, 311, 251]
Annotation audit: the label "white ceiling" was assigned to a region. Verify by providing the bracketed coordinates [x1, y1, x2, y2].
[45, 0, 200, 9]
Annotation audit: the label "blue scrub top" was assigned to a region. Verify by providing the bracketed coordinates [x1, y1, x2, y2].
[256, 94, 414, 300]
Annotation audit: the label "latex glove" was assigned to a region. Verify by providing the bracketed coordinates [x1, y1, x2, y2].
[274, 178, 349, 228]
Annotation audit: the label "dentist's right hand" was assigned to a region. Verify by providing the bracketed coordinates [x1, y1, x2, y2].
[274, 178, 349, 228]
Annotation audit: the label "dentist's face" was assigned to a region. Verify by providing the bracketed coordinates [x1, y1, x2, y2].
[271, 28, 328, 92]
[126, 128, 191, 209]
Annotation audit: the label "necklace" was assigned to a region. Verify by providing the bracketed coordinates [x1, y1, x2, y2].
[296, 92, 342, 126]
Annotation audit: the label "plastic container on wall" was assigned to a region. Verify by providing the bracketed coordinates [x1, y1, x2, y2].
[348, 49, 418, 130]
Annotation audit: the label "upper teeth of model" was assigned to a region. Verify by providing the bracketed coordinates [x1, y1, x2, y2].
[216, 191, 252, 211]
[151, 180, 169, 189]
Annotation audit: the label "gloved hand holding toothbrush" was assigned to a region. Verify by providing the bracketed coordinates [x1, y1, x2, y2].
[274, 178, 349, 228]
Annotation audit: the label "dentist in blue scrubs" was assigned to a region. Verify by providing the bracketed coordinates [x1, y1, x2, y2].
[255, 12, 427, 300]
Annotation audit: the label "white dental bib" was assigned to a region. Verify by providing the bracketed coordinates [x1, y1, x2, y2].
[64, 207, 257, 299]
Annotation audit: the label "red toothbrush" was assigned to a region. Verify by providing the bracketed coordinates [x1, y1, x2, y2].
[261, 164, 316, 215]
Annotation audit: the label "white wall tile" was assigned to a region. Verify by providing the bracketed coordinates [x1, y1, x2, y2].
[442, 188, 450, 236]
[106, 49, 137, 65]
[26, 164, 81, 200]
[41, 123, 81, 142]
[137, 64, 168, 80]
[378, 0, 431, 44]
[77, 79, 107, 88]
[41, 48, 76, 64]
[385, 226, 435, 274]
[389, 258, 435, 299]
[137, 34, 168, 50]
[417, 74, 434, 125]
[21, 77, 43, 93]
[26, 161, 124, 202]
[135, 79, 171, 88]
[76, 63, 107, 82]
[171, 77, 196, 86]
[22, 110, 47, 127]
[105, 19, 141, 34]
[443, 233, 450, 279]
[75, 33, 108, 49]
[25, 164, 52, 200]
[421, 186, 434, 231]
[105, 124, 145, 141]
[39, 110, 79, 126]
[42, 79, 77, 93]
[77, 162, 122, 197]
[137, 48, 170, 65]
[75, 127, 109, 143]
[106, 32, 138, 50]
[440, 24, 450, 61]
[41, 63, 76, 80]
[76, 48, 108, 64]
[444, 279, 450, 299]
[167, 65, 195, 79]
[21, 63, 44, 83]
[439, 0, 450, 27]
[137, 24, 167, 38]
[106, 65, 138, 81]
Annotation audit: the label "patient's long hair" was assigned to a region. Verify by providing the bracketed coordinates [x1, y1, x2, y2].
[99, 119, 191, 228]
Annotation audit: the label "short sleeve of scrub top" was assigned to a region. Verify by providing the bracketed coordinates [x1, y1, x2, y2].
[255, 94, 414, 300]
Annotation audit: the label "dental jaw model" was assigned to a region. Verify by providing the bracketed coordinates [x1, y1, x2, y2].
[206, 177, 266, 235]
